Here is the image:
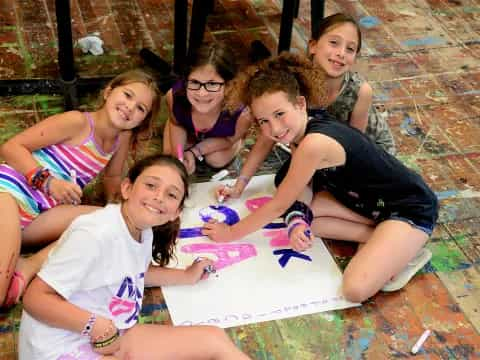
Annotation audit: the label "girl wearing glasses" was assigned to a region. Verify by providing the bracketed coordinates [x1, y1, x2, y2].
[163, 42, 254, 175]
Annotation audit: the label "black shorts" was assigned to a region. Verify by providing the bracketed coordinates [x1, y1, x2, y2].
[274, 158, 438, 235]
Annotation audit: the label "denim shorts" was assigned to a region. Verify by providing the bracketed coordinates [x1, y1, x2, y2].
[388, 215, 434, 236]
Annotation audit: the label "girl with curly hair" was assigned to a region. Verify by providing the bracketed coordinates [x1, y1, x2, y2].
[203, 53, 438, 303]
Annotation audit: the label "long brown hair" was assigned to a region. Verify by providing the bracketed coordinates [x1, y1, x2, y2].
[100, 69, 161, 159]
[225, 52, 328, 111]
[125, 154, 189, 266]
[312, 13, 362, 53]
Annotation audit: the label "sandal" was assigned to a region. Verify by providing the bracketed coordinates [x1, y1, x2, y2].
[2, 271, 26, 309]
[382, 248, 432, 292]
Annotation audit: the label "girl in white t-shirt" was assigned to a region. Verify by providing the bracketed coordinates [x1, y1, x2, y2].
[19, 154, 250, 360]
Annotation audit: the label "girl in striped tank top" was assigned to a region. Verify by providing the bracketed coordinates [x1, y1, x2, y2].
[0, 69, 161, 309]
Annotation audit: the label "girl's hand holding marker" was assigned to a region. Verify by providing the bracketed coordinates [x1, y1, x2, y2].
[191, 257, 217, 281]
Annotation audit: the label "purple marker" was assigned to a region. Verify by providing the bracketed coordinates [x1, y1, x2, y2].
[194, 257, 217, 274]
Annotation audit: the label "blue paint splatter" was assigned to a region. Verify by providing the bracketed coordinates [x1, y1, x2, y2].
[400, 115, 418, 136]
[435, 190, 459, 200]
[359, 16, 381, 28]
[358, 337, 372, 352]
[402, 37, 446, 47]
[373, 93, 390, 102]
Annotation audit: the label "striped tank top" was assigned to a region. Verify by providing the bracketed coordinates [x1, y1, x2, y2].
[0, 112, 119, 228]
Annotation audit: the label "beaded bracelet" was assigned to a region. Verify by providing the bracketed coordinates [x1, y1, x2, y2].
[81, 313, 96, 339]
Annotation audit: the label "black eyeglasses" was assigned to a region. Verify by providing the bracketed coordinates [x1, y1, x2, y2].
[186, 79, 225, 92]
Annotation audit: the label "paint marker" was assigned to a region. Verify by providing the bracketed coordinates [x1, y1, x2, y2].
[217, 184, 233, 203]
[69, 169, 78, 206]
[411, 329, 431, 354]
[211, 169, 229, 181]
[69, 169, 77, 184]
[194, 257, 217, 274]
[177, 144, 184, 163]
[275, 142, 291, 153]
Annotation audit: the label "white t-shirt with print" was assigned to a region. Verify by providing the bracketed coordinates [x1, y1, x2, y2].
[19, 204, 153, 360]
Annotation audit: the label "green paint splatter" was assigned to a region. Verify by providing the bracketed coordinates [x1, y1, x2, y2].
[430, 242, 468, 272]
[14, 20, 34, 75]
[397, 155, 422, 173]
[463, 7, 480, 14]
[453, 234, 468, 246]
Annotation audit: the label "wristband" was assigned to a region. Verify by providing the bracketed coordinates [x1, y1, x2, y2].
[81, 313, 96, 339]
[28, 167, 52, 191]
[287, 219, 309, 238]
[285, 210, 305, 225]
[283, 201, 313, 226]
[187, 145, 204, 162]
[42, 174, 54, 195]
[25, 166, 41, 184]
[92, 330, 120, 348]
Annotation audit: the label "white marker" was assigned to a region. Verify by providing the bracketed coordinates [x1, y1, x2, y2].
[275, 142, 291, 154]
[69, 169, 77, 184]
[411, 329, 431, 354]
[211, 169, 229, 181]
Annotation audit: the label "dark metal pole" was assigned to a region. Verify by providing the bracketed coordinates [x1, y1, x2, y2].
[278, 0, 296, 53]
[55, 0, 78, 109]
[174, 0, 188, 75]
[311, 0, 325, 38]
[187, 0, 212, 60]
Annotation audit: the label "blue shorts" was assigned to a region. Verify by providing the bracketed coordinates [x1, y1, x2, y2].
[387, 216, 434, 236]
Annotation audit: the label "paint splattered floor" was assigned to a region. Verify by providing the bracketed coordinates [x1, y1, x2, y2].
[1, 0, 480, 358]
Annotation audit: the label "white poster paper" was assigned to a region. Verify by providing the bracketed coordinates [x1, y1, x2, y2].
[162, 174, 359, 328]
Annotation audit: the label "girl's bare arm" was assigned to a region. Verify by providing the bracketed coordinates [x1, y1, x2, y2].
[103, 131, 132, 202]
[0, 111, 87, 175]
[349, 82, 372, 132]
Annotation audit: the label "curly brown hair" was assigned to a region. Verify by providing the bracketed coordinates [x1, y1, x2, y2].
[225, 52, 328, 113]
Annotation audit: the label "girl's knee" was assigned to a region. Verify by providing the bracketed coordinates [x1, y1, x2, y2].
[342, 273, 376, 303]
[205, 152, 235, 168]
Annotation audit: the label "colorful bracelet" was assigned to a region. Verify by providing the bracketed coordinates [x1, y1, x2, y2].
[285, 210, 305, 225]
[25, 166, 41, 184]
[287, 219, 309, 239]
[81, 313, 97, 339]
[92, 330, 120, 348]
[42, 174, 54, 195]
[29, 167, 52, 191]
[283, 201, 313, 226]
